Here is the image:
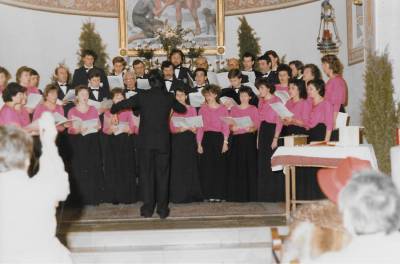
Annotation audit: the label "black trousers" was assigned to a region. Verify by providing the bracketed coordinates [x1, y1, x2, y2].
[138, 148, 170, 215]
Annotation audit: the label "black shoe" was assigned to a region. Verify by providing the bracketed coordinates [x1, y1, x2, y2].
[140, 211, 153, 218]
[157, 209, 170, 219]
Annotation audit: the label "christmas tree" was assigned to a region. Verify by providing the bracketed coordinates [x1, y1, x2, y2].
[361, 52, 397, 173]
[237, 16, 261, 60]
[77, 20, 109, 72]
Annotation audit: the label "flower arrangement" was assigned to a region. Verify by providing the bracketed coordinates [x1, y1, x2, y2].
[137, 48, 155, 61]
[156, 24, 193, 54]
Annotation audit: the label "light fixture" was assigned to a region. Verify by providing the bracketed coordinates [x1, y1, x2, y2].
[353, 0, 363, 6]
[317, 0, 341, 55]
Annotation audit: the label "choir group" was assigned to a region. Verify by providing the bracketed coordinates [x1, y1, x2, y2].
[0, 48, 347, 209]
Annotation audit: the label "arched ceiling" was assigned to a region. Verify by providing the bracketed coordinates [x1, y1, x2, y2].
[0, 0, 318, 17]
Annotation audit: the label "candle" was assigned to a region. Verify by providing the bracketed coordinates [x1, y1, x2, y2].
[390, 146, 400, 191]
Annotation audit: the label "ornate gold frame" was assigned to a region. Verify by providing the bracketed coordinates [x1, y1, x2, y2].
[347, 0, 375, 65]
[118, 0, 225, 57]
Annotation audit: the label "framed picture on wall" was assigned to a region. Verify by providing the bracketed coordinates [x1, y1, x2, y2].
[118, 0, 225, 56]
[346, 0, 375, 65]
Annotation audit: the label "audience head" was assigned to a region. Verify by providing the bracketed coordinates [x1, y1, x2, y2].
[54, 64, 71, 84]
[277, 64, 292, 85]
[194, 68, 207, 86]
[257, 55, 272, 73]
[307, 79, 325, 99]
[132, 59, 146, 77]
[81, 49, 97, 67]
[321, 54, 343, 77]
[74, 85, 90, 104]
[0, 125, 33, 173]
[202, 84, 221, 104]
[42, 84, 58, 104]
[339, 171, 400, 235]
[16, 66, 31, 87]
[29, 68, 40, 88]
[289, 79, 307, 100]
[242, 52, 256, 71]
[123, 70, 136, 90]
[148, 69, 165, 90]
[112, 56, 127, 75]
[2, 82, 26, 103]
[0, 66, 11, 88]
[175, 86, 189, 105]
[195, 56, 209, 71]
[88, 69, 102, 88]
[238, 86, 253, 105]
[169, 49, 185, 67]
[227, 58, 240, 71]
[303, 64, 322, 84]
[256, 78, 275, 97]
[228, 69, 243, 88]
[265, 50, 280, 69]
[161, 61, 174, 79]
[289, 60, 304, 78]
[110, 87, 125, 104]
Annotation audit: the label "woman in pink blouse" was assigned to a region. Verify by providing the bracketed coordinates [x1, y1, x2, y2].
[102, 88, 137, 204]
[275, 64, 292, 92]
[282, 79, 311, 135]
[67, 85, 103, 206]
[197, 84, 229, 202]
[256, 79, 284, 202]
[0, 83, 30, 128]
[169, 87, 202, 203]
[306, 79, 334, 142]
[227, 86, 259, 202]
[0, 67, 11, 94]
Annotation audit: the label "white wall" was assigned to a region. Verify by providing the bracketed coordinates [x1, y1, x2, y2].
[0, 0, 365, 124]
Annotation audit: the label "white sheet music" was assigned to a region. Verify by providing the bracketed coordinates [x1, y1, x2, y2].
[244, 82, 260, 96]
[171, 116, 203, 128]
[137, 79, 151, 90]
[63, 89, 76, 102]
[242, 71, 256, 84]
[88, 99, 101, 110]
[81, 119, 98, 136]
[216, 72, 231, 88]
[132, 114, 140, 128]
[114, 121, 129, 135]
[107, 75, 124, 90]
[274, 91, 290, 104]
[207, 72, 219, 86]
[335, 112, 349, 129]
[26, 93, 42, 109]
[221, 116, 253, 129]
[220, 96, 237, 110]
[269, 102, 294, 118]
[189, 92, 205, 108]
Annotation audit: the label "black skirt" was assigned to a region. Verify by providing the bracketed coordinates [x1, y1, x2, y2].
[282, 125, 307, 136]
[199, 131, 227, 200]
[227, 132, 258, 202]
[103, 133, 137, 204]
[170, 131, 203, 203]
[298, 123, 326, 200]
[68, 133, 104, 206]
[257, 121, 285, 202]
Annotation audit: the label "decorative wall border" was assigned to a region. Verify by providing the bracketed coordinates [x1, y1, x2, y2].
[0, 0, 319, 17]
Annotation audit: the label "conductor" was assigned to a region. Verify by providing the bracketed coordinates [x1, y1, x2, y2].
[110, 70, 187, 219]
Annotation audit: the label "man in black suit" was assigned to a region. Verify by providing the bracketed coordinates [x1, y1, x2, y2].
[87, 69, 110, 102]
[71, 49, 110, 91]
[161, 61, 190, 94]
[220, 69, 258, 107]
[53, 65, 74, 116]
[169, 49, 192, 84]
[255, 55, 279, 84]
[132, 59, 149, 80]
[110, 70, 187, 219]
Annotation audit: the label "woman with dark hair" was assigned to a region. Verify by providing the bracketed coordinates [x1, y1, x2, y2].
[265, 50, 280, 71]
[0, 82, 30, 128]
[102, 88, 137, 204]
[169, 87, 202, 203]
[227, 86, 259, 202]
[275, 64, 292, 92]
[0, 66, 11, 94]
[289, 60, 304, 79]
[303, 64, 322, 84]
[256, 79, 284, 202]
[197, 84, 229, 202]
[282, 79, 311, 136]
[67, 85, 103, 206]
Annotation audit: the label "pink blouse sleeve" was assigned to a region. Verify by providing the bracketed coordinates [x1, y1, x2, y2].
[324, 102, 334, 131]
[67, 108, 79, 134]
[196, 107, 205, 144]
[102, 111, 113, 135]
[0, 108, 20, 127]
[221, 106, 230, 139]
[251, 107, 260, 129]
[126, 112, 136, 134]
[32, 105, 44, 121]
[301, 100, 312, 127]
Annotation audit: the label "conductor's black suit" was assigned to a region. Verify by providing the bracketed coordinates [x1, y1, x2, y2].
[111, 72, 186, 218]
